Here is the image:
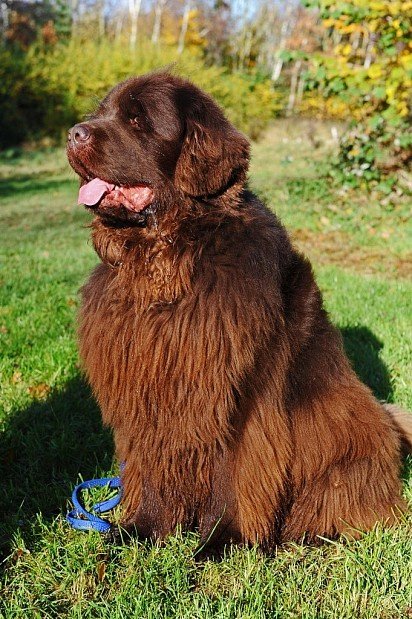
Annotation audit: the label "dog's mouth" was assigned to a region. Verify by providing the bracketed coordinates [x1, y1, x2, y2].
[78, 177, 155, 214]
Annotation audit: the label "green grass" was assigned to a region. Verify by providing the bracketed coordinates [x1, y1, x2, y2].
[1, 122, 411, 618]
[250, 121, 412, 279]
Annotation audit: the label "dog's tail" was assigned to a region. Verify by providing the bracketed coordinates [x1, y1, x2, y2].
[384, 403, 412, 455]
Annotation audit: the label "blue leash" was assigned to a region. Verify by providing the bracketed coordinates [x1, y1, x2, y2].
[66, 473, 123, 533]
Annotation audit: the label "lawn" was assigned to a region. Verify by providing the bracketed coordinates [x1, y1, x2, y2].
[0, 120, 411, 618]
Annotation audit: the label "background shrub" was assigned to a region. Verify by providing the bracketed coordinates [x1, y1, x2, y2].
[303, 0, 412, 190]
[0, 39, 280, 148]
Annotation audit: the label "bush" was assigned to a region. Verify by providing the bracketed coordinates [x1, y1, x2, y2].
[0, 39, 280, 148]
[304, 0, 412, 190]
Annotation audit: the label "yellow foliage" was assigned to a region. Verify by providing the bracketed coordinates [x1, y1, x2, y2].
[367, 65, 383, 79]
[370, 1, 385, 10]
[341, 23, 363, 34]
[20, 39, 280, 141]
[398, 102, 408, 116]
[388, 2, 401, 15]
[300, 93, 350, 120]
[399, 52, 412, 69]
[306, 0, 411, 185]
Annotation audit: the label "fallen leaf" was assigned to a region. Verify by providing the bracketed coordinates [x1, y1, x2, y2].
[96, 554, 109, 583]
[27, 383, 51, 399]
[97, 562, 106, 582]
[12, 371, 22, 384]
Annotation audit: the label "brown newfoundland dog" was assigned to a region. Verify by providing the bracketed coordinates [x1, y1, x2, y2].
[67, 71, 411, 552]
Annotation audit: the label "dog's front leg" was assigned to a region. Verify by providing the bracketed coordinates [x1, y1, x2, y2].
[197, 446, 243, 557]
[119, 462, 176, 541]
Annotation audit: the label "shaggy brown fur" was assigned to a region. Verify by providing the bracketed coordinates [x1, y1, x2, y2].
[67, 72, 410, 552]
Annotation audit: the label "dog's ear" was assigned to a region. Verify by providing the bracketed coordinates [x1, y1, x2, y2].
[174, 115, 250, 197]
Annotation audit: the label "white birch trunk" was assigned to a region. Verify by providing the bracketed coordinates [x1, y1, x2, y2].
[296, 64, 306, 108]
[98, 0, 105, 38]
[114, 12, 124, 42]
[364, 32, 376, 69]
[71, 0, 79, 38]
[177, 0, 191, 55]
[272, 57, 284, 81]
[151, 0, 167, 46]
[1, 1, 9, 41]
[271, 6, 296, 82]
[287, 59, 302, 114]
[129, 0, 142, 49]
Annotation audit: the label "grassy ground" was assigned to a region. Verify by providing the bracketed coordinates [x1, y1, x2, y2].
[0, 119, 411, 618]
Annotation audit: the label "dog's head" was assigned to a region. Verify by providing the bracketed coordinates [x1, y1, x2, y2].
[67, 72, 250, 226]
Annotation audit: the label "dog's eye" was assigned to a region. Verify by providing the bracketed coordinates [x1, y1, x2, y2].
[129, 117, 140, 128]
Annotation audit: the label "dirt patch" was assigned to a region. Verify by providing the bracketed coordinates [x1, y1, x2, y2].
[291, 228, 412, 280]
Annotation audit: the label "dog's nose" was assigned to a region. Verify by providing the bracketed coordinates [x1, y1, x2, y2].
[68, 123, 91, 145]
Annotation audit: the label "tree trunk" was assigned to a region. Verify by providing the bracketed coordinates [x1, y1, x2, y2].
[271, 7, 296, 82]
[0, 1, 9, 42]
[296, 63, 306, 108]
[129, 0, 142, 49]
[364, 32, 376, 69]
[98, 0, 105, 39]
[151, 0, 167, 46]
[287, 59, 302, 114]
[71, 0, 79, 38]
[271, 57, 284, 82]
[115, 12, 124, 42]
[177, 0, 191, 55]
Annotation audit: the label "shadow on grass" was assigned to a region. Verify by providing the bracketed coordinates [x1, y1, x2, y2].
[0, 176, 74, 199]
[0, 325, 394, 564]
[340, 325, 393, 402]
[0, 375, 113, 563]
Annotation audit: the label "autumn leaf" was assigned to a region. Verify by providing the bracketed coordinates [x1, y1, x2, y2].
[27, 383, 51, 399]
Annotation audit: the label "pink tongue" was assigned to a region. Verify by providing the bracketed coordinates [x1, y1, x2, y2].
[78, 177, 154, 212]
[78, 178, 115, 206]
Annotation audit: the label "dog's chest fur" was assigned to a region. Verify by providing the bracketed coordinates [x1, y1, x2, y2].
[79, 221, 194, 421]
[78, 217, 235, 519]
